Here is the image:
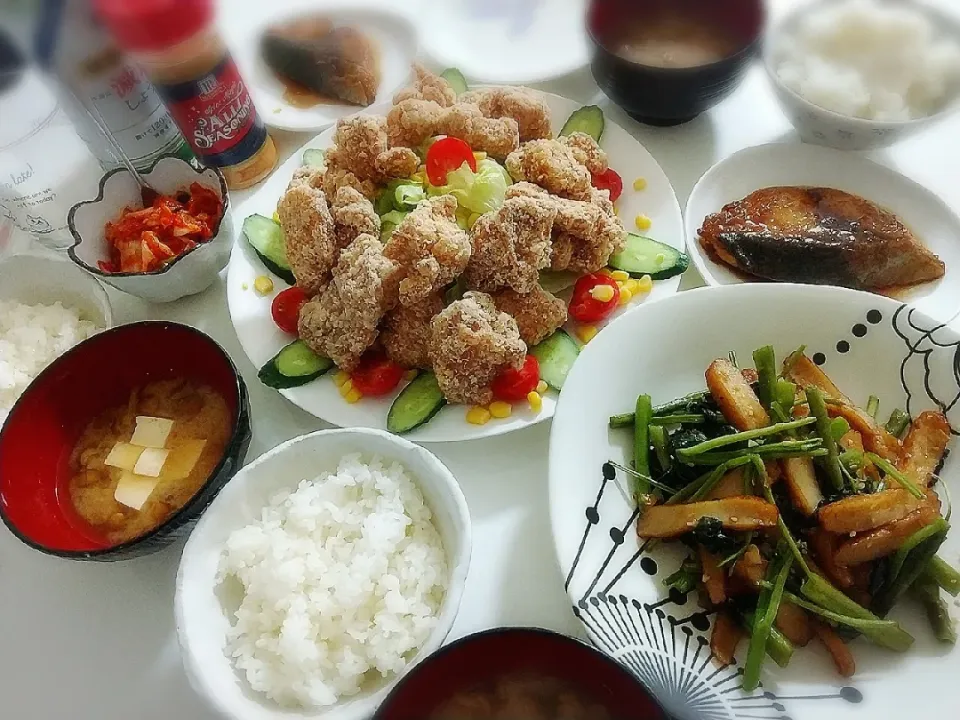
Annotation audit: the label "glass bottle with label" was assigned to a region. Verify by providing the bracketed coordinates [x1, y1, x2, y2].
[34, 0, 192, 173]
[94, 0, 278, 190]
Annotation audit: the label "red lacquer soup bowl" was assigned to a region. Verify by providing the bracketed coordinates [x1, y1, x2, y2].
[374, 627, 669, 720]
[0, 322, 251, 560]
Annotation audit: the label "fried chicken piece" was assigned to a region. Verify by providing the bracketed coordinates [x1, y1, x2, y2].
[330, 186, 380, 249]
[461, 86, 552, 142]
[322, 115, 422, 200]
[505, 138, 594, 200]
[393, 62, 457, 107]
[386, 99, 520, 160]
[277, 169, 337, 296]
[297, 234, 399, 370]
[559, 131, 608, 175]
[380, 292, 444, 369]
[375, 146, 419, 179]
[429, 292, 526, 405]
[464, 195, 558, 293]
[490, 284, 567, 346]
[383, 195, 471, 305]
[504, 182, 626, 273]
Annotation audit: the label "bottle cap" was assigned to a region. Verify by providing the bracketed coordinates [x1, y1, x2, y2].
[93, 0, 213, 52]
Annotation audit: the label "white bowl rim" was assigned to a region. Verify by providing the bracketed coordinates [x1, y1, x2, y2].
[66, 155, 230, 279]
[174, 426, 473, 720]
[762, 0, 960, 129]
[0, 250, 114, 329]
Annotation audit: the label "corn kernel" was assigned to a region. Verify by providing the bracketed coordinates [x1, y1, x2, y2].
[612, 202, 619, 216]
[610, 270, 630, 282]
[254, 275, 274, 295]
[466, 406, 492, 425]
[624, 278, 640, 294]
[473, 151, 487, 162]
[489, 401, 513, 419]
[589, 284, 616, 302]
[403, 369, 418, 382]
[344, 388, 363, 403]
[333, 371, 350, 388]
[272, 210, 280, 223]
[339, 380, 356, 398]
[241, 282, 249, 291]
[635, 274, 654, 294]
[536, 380, 548, 394]
[577, 325, 599, 343]
[618, 288, 633, 306]
[598, 267, 613, 277]
[635, 214, 652, 231]
[633, 177, 647, 191]
[527, 391, 543, 412]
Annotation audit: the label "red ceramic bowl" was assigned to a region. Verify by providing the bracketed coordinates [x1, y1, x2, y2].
[373, 627, 668, 719]
[0, 322, 251, 561]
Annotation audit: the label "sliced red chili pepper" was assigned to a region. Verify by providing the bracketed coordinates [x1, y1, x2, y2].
[591, 168, 623, 204]
[350, 352, 405, 396]
[425, 136, 477, 186]
[569, 272, 620, 324]
[491, 354, 540, 403]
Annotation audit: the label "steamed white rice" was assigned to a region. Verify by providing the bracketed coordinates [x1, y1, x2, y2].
[0, 300, 100, 416]
[218, 454, 448, 709]
[776, 0, 960, 121]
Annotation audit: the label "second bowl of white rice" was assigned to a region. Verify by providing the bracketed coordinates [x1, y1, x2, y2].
[174, 428, 471, 720]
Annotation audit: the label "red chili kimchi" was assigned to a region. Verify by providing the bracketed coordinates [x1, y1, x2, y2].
[100, 183, 223, 274]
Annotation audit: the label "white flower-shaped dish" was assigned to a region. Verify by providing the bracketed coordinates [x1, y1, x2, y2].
[67, 157, 232, 303]
[175, 428, 472, 720]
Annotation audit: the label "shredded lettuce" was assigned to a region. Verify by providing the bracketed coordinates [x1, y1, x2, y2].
[376, 180, 425, 216]
[380, 210, 409, 241]
[428, 158, 512, 215]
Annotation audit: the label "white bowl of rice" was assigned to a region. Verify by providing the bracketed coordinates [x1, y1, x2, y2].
[764, 0, 960, 150]
[0, 251, 112, 423]
[175, 428, 471, 720]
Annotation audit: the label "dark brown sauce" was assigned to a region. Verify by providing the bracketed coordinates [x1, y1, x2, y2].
[613, 14, 739, 68]
[280, 79, 340, 109]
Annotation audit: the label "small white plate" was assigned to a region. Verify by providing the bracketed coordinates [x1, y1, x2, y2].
[227, 92, 684, 442]
[550, 283, 960, 720]
[685, 142, 960, 324]
[233, 2, 418, 133]
[418, 0, 590, 84]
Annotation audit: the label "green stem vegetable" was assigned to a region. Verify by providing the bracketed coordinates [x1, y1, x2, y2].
[683, 442, 826, 466]
[911, 574, 957, 644]
[885, 408, 910, 437]
[753, 345, 777, 412]
[806, 386, 846, 493]
[649, 425, 671, 473]
[866, 395, 880, 419]
[741, 611, 795, 668]
[865, 453, 924, 500]
[632, 394, 653, 502]
[925, 556, 960, 597]
[874, 519, 949, 616]
[743, 549, 793, 691]
[675, 417, 816, 458]
[608, 391, 712, 428]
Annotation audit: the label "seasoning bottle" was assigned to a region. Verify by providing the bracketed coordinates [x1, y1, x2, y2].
[34, 0, 193, 173]
[93, 0, 278, 190]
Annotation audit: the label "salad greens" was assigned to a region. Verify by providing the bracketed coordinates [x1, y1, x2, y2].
[427, 158, 512, 215]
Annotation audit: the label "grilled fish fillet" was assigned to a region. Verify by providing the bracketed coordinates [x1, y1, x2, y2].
[698, 187, 945, 290]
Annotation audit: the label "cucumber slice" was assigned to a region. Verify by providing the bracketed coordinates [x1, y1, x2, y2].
[387, 371, 447, 434]
[530, 329, 580, 391]
[258, 340, 333, 389]
[440, 67, 468, 95]
[608, 233, 689, 281]
[302, 148, 325, 168]
[538, 270, 579, 295]
[559, 105, 604, 142]
[243, 214, 296, 285]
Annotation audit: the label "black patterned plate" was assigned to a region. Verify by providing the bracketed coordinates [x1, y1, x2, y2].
[549, 283, 960, 720]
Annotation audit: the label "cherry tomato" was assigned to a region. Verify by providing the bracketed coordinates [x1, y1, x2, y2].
[591, 168, 623, 203]
[569, 272, 620, 324]
[350, 353, 405, 396]
[491, 355, 540, 403]
[426, 136, 477, 186]
[271, 286, 308, 335]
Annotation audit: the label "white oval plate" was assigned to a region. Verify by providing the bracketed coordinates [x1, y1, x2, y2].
[227, 92, 684, 442]
[418, 0, 590, 85]
[232, 2, 418, 133]
[550, 283, 960, 720]
[685, 143, 960, 324]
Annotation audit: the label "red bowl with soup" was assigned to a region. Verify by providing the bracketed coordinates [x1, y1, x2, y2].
[0, 322, 251, 560]
[373, 627, 669, 720]
[588, 0, 766, 126]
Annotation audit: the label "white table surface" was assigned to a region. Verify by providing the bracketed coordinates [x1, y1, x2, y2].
[4, 1, 960, 718]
